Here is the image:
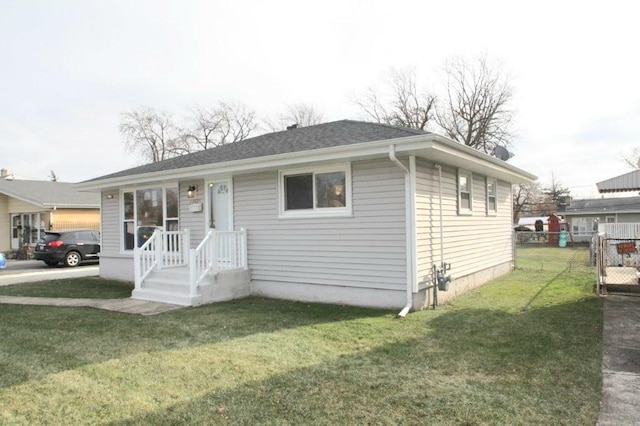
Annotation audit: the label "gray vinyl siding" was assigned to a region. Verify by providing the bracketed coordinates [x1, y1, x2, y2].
[179, 180, 205, 248]
[415, 158, 513, 281]
[616, 213, 640, 223]
[234, 159, 407, 290]
[100, 191, 120, 254]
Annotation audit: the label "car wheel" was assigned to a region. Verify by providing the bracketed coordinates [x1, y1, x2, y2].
[64, 251, 82, 267]
[44, 261, 58, 267]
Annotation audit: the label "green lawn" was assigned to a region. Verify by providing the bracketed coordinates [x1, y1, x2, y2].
[0, 261, 602, 424]
[0, 277, 133, 299]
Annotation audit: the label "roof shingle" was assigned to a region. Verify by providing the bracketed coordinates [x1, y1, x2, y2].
[84, 120, 427, 183]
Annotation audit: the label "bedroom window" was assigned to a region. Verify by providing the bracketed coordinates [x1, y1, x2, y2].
[279, 165, 352, 218]
[486, 178, 497, 215]
[458, 169, 473, 215]
[121, 185, 179, 250]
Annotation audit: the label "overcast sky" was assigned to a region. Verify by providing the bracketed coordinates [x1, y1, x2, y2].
[1, 0, 638, 199]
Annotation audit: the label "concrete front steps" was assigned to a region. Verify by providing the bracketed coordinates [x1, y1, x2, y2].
[132, 266, 251, 306]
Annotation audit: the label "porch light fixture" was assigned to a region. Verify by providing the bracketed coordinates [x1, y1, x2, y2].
[187, 185, 198, 198]
[106, 194, 114, 199]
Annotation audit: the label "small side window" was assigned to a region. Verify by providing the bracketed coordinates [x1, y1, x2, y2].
[458, 169, 473, 215]
[486, 178, 497, 215]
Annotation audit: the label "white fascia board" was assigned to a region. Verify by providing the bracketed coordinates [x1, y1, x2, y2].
[75, 133, 536, 190]
[0, 192, 45, 208]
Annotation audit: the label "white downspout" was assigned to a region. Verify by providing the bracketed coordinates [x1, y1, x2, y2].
[390, 145, 414, 317]
[435, 163, 444, 275]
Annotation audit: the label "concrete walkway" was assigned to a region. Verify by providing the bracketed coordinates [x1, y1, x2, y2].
[598, 294, 640, 425]
[0, 260, 182, 315]
[0, 295, 183, 315]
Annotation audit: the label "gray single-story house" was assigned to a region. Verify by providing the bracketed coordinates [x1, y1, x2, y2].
[76, 120, 535, 313]
[564, 197, 640, 233]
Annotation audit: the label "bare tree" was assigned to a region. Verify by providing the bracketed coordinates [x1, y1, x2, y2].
[542, 173, 571, 210]
[264, 103, 325, 131]
[621, 147, 640, 169]
[512, 182, 541, 223]
[182, 101, 258, 152]
[436, 56, 514, 154]
[355, 68, 436, 130]
[119, 106, 182, 163]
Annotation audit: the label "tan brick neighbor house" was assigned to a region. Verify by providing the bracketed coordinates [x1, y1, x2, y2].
[0, 170, 100, 255]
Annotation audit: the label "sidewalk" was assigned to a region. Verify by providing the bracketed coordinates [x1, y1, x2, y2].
[0, 295, 183, 315]
[0, 260, 182, 315]
[0, 259, 99, 286]
[598, 294, 640, 425]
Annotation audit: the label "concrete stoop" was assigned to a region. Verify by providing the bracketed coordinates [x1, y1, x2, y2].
[132, 267, 251, 307]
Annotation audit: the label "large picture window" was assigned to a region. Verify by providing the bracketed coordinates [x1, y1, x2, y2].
[121, 185, 179, 250]
[279, 165, 351, 218]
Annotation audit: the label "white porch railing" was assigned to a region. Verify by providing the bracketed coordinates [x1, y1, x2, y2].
[134, 228, 190, 290]
[189, 229, 248, 296]
[599, 223, 640, 239]
[134, 228, 248, 295]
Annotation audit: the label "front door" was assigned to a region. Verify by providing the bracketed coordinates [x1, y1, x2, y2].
[10, 214, 20, 249]
[209, 181, 231, 231]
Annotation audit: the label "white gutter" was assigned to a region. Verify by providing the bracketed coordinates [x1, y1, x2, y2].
[390, 145, 415, 318]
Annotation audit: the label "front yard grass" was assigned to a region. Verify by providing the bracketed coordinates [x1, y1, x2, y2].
[0, 277, 133, 299]
[0, 262, 602, 424]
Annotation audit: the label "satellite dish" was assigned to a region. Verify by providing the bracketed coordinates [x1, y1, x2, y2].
[492, 145, 514, 161]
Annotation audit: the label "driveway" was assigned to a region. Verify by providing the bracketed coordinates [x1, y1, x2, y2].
[0, 259, 99, 286]
[599, 294, 640, 425]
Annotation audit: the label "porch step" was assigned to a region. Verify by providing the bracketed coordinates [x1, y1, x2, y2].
[132, 287, 199, 306]
[135, 267, 251, 307]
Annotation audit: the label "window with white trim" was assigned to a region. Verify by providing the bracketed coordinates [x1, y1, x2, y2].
[279, 165, 351, 218]
[486, 178, 497, 215]
[458, 169, 473, 215]
[571, 217, 591, 234]
[121, 185, 179, 250]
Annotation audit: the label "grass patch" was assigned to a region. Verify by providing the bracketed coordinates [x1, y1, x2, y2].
[0, 260, 601, 424]
[515, 245, 592, 273]
[0, 277, 133, 299]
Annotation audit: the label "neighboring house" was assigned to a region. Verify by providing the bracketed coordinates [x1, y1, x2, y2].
[76, 120, 535, 312]
[563, 196, 640, 235]
[597, 169, 640, 194]
[0, 174, 101, 253]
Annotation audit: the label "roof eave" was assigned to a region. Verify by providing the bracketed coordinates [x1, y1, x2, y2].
[75, 134, 536, 191]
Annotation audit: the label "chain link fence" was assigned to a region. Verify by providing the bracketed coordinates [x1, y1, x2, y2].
[596, 235, 640, 293]
[514, 231, 595, 273]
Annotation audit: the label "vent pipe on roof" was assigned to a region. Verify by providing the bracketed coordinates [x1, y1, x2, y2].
[286, 124, 298, 130]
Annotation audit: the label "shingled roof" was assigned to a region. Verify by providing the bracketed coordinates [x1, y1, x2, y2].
[564, 196, 640, 214]
[0, 179, 100, 208]
[84, 120, 427, 183]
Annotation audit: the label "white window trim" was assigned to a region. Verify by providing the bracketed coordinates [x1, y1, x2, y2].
[486, 177, 498, 216]
[457, 169, 473, 215]
[120, 183, 179, 252]
[278, 163, 352, 219]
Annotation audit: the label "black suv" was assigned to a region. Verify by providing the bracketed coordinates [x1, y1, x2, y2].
[34, 230, 100, 267]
